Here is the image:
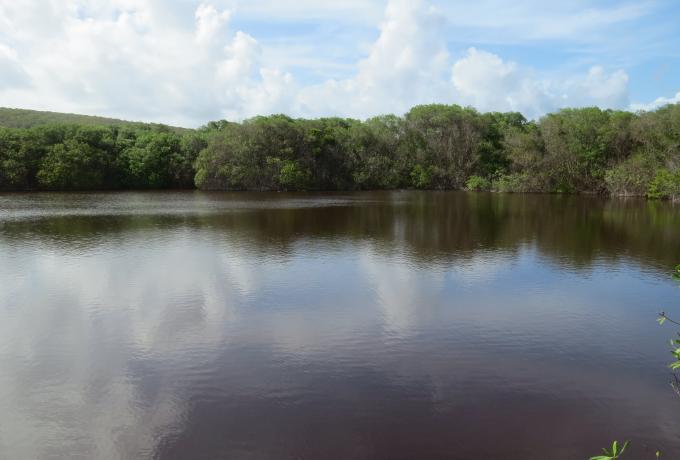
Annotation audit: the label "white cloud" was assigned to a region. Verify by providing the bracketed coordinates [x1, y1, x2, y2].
[0, 43, 28, 89]
[195, 3, 230, 46]
[565, 66, 629, 108]
[294, 0, 453, 118]
[630, 91, 680, 112]
[0, 0, 294, 125]
[452, 48, 545, 115]
[450, 48, 629, 118]
[0, 0, 636, 125]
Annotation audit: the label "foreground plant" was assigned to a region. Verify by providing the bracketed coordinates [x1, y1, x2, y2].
[673, 264, 680, 283]
[589, 440, 629, 460]
[657, 266, 680, 395]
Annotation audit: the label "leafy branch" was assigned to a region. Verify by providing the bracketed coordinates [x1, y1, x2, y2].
[589, 440, 629, 460]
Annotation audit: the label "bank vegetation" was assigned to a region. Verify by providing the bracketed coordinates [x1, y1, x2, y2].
[1, 104, 679, 199]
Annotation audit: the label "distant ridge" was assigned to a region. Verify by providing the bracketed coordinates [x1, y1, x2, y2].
[0, 107, 190, 132]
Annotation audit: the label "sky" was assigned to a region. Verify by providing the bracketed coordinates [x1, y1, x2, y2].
[0, 0, 679, 127]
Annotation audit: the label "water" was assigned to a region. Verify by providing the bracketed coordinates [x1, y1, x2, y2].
[0, 191, 679, 459]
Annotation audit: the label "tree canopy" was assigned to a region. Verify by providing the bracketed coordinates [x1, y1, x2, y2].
[1, 104, 679, 199]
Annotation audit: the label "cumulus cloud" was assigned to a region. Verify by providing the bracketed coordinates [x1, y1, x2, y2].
[630, 91, 680, 112]
[294, 0, 453, 118]
[451, 48, 629, 118]
[0, 0, 294, 125]
[452, 48, 546, 116]
[564, 66, 629, 109]
[194, 3, 230, 47]
[0, 0, 635, 125]
[294, 4, 629, 119]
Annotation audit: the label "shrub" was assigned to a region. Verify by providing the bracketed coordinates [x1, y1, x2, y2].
[279, 160, 312, 191]
[492, 172, 542, 193]
[604, 154, 657, 196]
[647, 169, 680, 200]
[410, 164, 432, 189]
[465, 175, 491, 191]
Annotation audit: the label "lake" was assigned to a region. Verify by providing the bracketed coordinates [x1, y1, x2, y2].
[0, 191, 679, 459]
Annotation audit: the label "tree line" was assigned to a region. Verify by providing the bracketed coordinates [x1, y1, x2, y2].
[1, 104, 679, 199]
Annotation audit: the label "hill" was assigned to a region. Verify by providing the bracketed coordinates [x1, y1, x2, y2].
[0, 107, 189, 133]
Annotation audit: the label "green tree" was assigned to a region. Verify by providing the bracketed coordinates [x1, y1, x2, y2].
[37, 138, 109, 189]
[403, 104, 486, 189]
[120, 131, 194, 188]
[539, 108, 617, 192]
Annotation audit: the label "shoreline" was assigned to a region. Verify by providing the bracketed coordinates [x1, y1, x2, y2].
[1, 187, 677, 202]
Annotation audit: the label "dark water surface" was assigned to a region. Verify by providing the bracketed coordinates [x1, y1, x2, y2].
[1, 191, 679, 459]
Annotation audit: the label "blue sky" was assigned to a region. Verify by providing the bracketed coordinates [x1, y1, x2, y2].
[0, 0, 678, 126]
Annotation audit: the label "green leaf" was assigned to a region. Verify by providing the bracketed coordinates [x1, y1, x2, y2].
[619, 440, 629, 456]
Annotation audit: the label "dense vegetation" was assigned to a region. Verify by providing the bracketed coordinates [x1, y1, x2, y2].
[1, 104, 679, 199]
[0, 108, 188, 132]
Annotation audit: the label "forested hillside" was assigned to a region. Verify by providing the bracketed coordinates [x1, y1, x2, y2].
[1, 104, 679, 198]
[0, 107, 188, 132]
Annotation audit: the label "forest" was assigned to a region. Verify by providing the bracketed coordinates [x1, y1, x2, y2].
[0, 104, 679, 199]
